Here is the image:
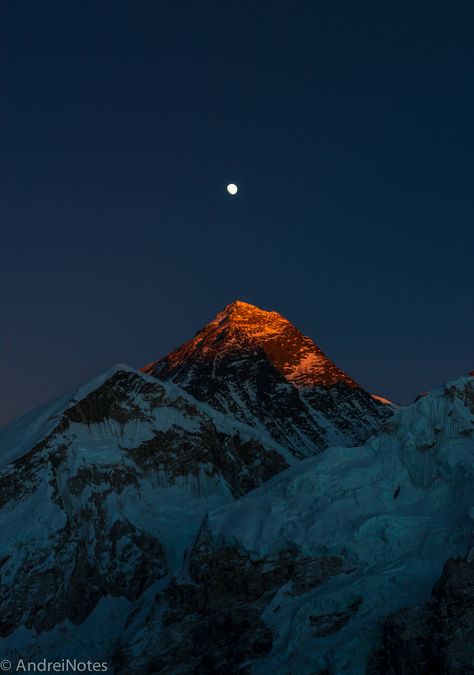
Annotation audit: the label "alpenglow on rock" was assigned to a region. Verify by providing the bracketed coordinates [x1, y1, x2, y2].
[143, 300, 390, 456]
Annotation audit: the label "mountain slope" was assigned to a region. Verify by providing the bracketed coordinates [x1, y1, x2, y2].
[0, 303, 391, 669]
[0, 364, 293, 654]
[122, 375, 474, 674]
[143, 301, 390, 455]
[370, 554, 474, 674]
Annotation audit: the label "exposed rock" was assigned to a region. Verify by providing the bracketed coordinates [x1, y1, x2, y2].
[309, 596, 362, 637]
[369, 556, 474, 675]
[0, 365, 290, 644]
[143, 301, 390, 455]
[116, 529, 348, 674]
[115, 375, 473, 674]
[129, 422, 287, 498]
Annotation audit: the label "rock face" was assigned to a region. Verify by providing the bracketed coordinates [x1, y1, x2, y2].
[369, 555, 474, 675]
[117, 375, 474, 674]
[0, 364, 290, 655]
[143, 301, 390, 455]
[117, 539, 348, 674]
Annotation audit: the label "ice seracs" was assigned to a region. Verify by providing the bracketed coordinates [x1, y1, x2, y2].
[128, 374, 474, 673]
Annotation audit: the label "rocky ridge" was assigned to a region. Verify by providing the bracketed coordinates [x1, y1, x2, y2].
[144, 301, 390, 455]
[0, 364, 291, 653]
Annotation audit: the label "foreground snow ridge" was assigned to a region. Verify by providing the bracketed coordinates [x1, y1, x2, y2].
[182, 375, 474, 673]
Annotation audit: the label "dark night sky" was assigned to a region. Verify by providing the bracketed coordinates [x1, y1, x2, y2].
[1, 1, 473, 426]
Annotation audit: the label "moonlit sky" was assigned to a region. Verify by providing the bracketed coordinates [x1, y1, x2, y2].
[1, 1, 473, 425]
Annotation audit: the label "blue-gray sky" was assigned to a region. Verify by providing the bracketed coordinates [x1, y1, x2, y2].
[1, 0, 473, 425]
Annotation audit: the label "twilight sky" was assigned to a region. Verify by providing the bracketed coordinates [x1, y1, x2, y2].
[1, 1, 473, 425]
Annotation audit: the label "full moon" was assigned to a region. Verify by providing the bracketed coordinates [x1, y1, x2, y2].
[226, 183, 238, 195]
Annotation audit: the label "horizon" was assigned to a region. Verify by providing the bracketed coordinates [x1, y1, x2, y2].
[2, 1, 473, 425]
[1, 296, 470, 427]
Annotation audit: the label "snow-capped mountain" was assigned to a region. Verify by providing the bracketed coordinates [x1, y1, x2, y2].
[0, 364, 295, 652]
[1, 301, 471, 674]
[0, 302, 392, 666]
[118, 375, 474, 674]
[143, 301, 390, 455]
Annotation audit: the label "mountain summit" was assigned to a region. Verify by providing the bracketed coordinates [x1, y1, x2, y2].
[143, 301, 389, 454]
[145, 300, 357, 390]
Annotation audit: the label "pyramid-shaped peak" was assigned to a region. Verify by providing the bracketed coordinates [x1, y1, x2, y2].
[212, 300, 291, 338]
[220, 300, 281, 318]
[144, 301, 358, 390]
[141, 301, 391, 456]
[225, 300, 256, 310]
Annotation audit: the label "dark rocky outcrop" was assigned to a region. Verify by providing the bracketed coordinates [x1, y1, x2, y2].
[369, 555, 474, 675]
[309, 596, 362, 637]
[116, 527, 350, 673]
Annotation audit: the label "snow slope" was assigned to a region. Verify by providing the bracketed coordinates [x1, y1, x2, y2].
[127, 375, 474, 673]
[0, 364, 294, 662]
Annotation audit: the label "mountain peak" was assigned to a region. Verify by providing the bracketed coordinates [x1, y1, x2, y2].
[221, 300, 277, 315]
[209, 300, 292, 339]
[224, 300, 256, 311]
[144, 301, 358, 390]
[142, 301, 392, 454]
